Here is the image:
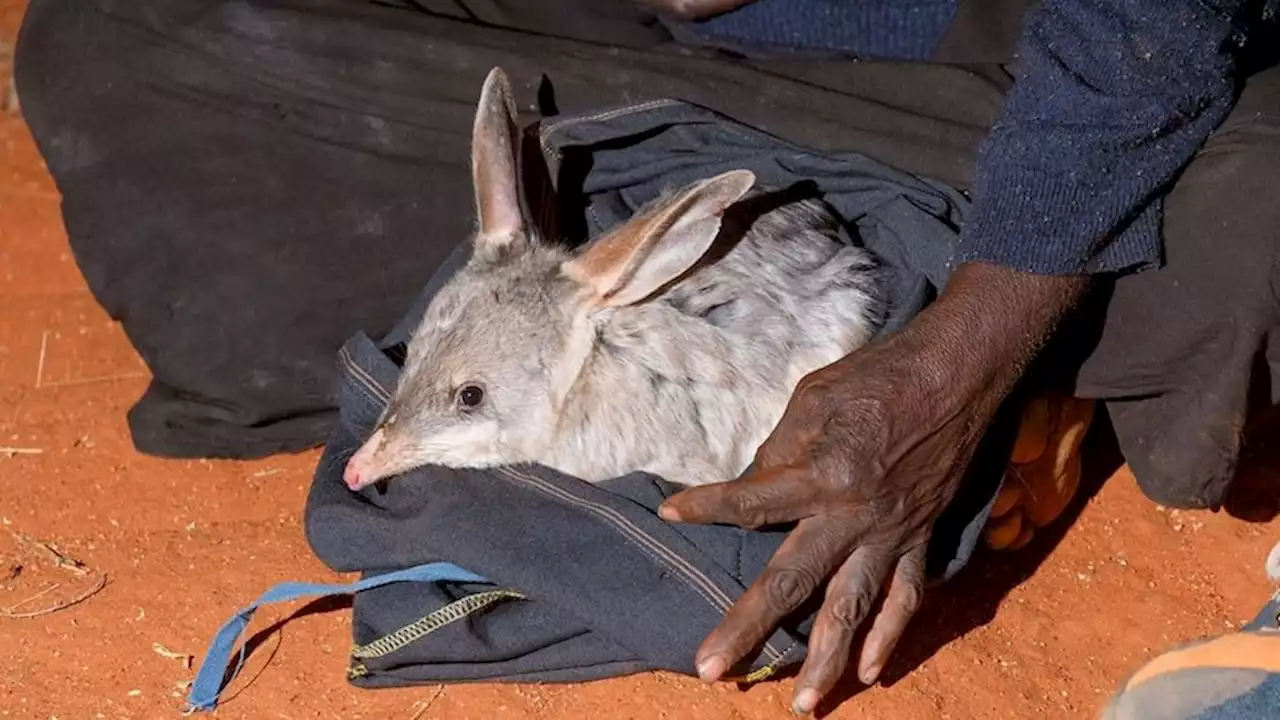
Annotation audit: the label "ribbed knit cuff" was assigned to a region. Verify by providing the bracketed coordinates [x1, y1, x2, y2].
[683, 0, 958, 60]
[955, 170, 1165, 277]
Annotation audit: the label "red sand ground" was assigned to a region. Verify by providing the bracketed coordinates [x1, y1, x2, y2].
[1, 4, 1277, 718]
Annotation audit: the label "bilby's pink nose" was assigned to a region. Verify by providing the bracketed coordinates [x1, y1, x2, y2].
[343, 459, 365, 490]
[344, 427, 387, 491]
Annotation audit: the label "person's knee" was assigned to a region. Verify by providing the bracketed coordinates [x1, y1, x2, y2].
[1084, 66, 1280, 375]
[1071, 65, 1280, 510]
[1155, 62, 1280, 310]
[1103, 630, 1280, 719]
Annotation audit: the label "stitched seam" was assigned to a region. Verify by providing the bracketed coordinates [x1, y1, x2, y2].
[339, 346, 392, 406]
[538, 99, 682, 161]
[587, 203, 607, 236]
[539, 99, 678, 147]
[337, 347, 381, 405]
[497, 468, 726, 623]
[345, 351, 391, 403]
[504, 467, 730, 608]
[500, 467, 784, 663]
[734, 532, 744, 586]
[777, 638, 802, 666]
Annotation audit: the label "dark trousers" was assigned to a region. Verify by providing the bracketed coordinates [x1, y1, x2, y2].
[14, 0, 1280, 508]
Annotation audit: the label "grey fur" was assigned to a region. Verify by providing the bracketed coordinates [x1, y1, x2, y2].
[343, 67, 882, 490]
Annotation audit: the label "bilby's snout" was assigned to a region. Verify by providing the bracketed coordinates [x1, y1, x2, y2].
[344, 427, 388, 491]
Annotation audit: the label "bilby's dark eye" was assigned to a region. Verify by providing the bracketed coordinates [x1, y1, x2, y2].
[457, 384, 485, 409]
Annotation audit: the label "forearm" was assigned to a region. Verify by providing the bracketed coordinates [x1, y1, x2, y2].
[907, 1, 1264, 404]
[881, 262, 1090, 415]
[959, 0, 1254, 275]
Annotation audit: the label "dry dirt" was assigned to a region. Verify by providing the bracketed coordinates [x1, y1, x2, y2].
[1, 3, 1277, 719]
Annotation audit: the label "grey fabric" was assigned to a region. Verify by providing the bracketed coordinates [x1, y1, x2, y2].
[303, 99, 1016, 686]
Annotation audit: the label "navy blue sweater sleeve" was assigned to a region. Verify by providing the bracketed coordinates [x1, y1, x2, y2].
[956, 1, 1260, 276]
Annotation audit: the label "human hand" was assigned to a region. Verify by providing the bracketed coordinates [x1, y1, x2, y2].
[983, 394, 1096, 550]
[659, 262, 1090, 714]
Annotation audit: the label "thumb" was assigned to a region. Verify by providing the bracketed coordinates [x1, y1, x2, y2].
[659, 464, 825, 528]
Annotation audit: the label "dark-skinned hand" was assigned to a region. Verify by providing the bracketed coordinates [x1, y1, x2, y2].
[659, 261, 1089, 715]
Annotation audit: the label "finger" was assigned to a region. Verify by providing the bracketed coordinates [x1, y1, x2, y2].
[856, 543, 926, 685]
[1008, 524, 1035, 550]
[694, 515, 859, 682]
[791, 545, 895, 715]
[659, 464, 829, 528]
[988, 477, 1024, 518]
[1010, 396, 1051, 464]
[981, 509, 1023, 551]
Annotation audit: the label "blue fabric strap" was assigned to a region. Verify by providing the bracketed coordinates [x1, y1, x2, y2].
[186, 562, 490, 712]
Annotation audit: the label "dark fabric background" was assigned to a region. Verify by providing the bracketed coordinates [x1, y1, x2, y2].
[13, 0, 1280, 505]
[13, 0, 1016, 458]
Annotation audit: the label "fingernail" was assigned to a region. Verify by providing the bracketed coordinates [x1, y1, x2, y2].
[860, 664, 882, 685]
[792, 688, 819, 715]
[658, 504, 682, 522]
[696, 655, 725, 681]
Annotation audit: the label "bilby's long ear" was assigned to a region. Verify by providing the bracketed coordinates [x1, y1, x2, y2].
[562, 170, 755, 307]
[471, 67, 526, 261]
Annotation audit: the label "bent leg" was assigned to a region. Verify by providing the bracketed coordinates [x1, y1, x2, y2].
[1103, 630, 1280, 719]
[1104, 539, 1280, 719]
[1073, 62, 1280, 509]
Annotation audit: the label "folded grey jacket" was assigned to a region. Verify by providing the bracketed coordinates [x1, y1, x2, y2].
[301, 98, 1015, 688]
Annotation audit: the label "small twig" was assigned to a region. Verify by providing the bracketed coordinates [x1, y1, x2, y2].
[407, 686, 446, 720]
[153, 642, 195, 670]
[3, 582, 60, 612]
[7, 529, 90, 576]
[35, 330, 48, 389]
[0, 573, 106, 618]
[4, 79, 18, 116]
[39, 373, 148, 390]
[0, 447, 43, 457]
[36, 539, 89, 576]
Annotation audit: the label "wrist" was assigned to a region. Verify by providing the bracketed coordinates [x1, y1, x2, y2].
[895, 261, 1090, 401]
